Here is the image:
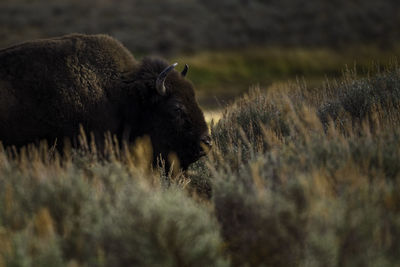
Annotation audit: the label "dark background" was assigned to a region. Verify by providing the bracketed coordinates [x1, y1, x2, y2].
[1, 0, 399, 55]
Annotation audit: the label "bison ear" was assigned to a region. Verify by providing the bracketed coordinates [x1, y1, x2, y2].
[156, 63, 178, 96]
[181, 64, 189, 77]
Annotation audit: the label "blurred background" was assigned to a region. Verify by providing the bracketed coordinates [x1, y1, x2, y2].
[1, 0, 400, 111]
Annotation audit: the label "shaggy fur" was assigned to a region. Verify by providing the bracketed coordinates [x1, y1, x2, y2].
[0, 33, 209, 169]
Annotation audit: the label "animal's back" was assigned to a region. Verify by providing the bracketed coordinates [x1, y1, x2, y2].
[0, 34, 137, 146]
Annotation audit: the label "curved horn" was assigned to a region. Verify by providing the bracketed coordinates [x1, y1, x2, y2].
[156, 62, 178, 96]
[181, 64, 189, 77]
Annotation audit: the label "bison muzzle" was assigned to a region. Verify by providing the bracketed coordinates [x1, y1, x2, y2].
[0, 33, 211, 169]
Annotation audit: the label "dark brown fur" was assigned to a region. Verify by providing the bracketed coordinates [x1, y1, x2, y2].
[0, 34, 209, 169]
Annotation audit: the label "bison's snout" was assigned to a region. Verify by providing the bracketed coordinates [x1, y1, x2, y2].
[199, 134, 212, 156]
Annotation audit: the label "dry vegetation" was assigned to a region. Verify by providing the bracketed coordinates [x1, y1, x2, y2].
[1, 62, 400, 266]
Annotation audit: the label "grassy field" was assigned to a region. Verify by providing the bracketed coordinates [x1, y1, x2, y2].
[0, 59, 400, 266]
[172, 44, 400, 109]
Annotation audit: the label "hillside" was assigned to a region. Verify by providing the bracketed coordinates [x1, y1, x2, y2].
[1, 0, 399, 55]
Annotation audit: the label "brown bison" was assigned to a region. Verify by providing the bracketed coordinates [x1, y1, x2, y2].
[0, 33, 211, 169]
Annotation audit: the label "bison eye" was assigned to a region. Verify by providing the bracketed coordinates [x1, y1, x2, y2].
[173, 104, 186, 117]
[175, 107, 183, 115]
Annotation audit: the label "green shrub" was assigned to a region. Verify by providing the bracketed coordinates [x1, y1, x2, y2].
[318, 67, 400, 127]
[211, 121, 400, 266]
[82, 183, 228, 267]
[0, 148, 228, 266]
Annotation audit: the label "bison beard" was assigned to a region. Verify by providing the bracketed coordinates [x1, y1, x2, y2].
[0, 33, 211, 170]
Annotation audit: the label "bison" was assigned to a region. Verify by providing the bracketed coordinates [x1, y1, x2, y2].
[0, 33, 211, 169]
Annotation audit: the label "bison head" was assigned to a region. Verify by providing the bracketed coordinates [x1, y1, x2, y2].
[126, 58, 211, 170]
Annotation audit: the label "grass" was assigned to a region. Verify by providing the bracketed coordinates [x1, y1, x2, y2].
[1, 61, 400, 266]
[172, 44, 400, 109]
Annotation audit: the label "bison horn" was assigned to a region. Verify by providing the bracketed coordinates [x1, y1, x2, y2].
[181, 64, 189, 77]
[156, 62, 178, 96]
